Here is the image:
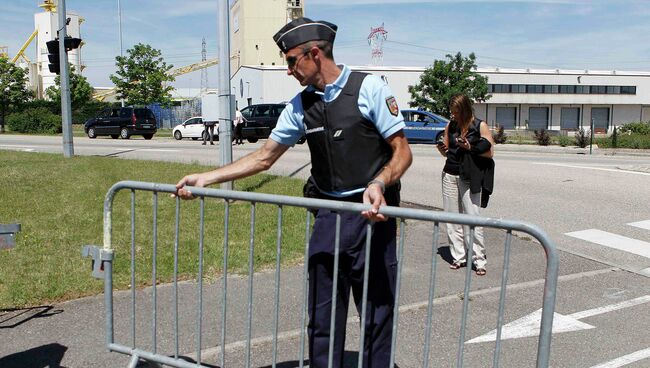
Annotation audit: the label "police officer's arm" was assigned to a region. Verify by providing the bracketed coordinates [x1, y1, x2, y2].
[362, 131, 412, 221]
[174, 139, 289, 199]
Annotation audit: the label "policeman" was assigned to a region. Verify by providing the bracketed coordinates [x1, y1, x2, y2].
[175, 17, 412, 368]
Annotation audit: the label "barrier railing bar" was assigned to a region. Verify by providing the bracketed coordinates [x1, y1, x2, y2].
[152, 191, 159, 354]
[173, 196, 181, 359]
[104, 182, 556, 242]
[389, 218, 406, 368]
[196, 197, 205, 366]
[245, 203, 257, 368]
[493, 230, 513, 367]
[272, 205, 283, 366]
[130, 189, 136, 349]
[536, 240, 560, 368]
[221, 200, 231, 368]
[110, 343, 211, 368]
[457, 226, 476, 368]
[423, 222, 441, 368]
[327, 213, 342, 368]
[299, 210, 311, 368]
[357, 222, 373, 368]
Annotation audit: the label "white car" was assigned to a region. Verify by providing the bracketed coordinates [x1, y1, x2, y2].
[172, 117, 218, 141]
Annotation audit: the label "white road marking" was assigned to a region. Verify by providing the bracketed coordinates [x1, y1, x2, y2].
[628, 220, 650, 231]
[589, 347, 650, 368]
[467, 295, 650, 344]
[569, 295, 650, 320]
[533, 162, 650, 176]
[139, 149, 180, 152]
[565, 229, 650, 259]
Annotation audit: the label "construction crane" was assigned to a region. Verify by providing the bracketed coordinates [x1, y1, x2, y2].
[10, 0, 58, 64]
[93, 57, 220, 101]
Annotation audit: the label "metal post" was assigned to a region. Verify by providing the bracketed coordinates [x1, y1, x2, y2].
[58, 0, 74, 158]
[218, 0, 233, 189]
[118, 0, 125, 107]
[590, 117, 594, 155]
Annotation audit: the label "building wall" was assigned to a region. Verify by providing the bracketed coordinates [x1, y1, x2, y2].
[232, 65, 650, 131]
[230, 0, 304, 74]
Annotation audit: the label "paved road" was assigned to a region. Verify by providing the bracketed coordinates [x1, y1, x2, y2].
[1, 135, 650, 367]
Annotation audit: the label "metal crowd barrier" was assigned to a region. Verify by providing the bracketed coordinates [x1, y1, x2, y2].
[83, 180, 559, 368]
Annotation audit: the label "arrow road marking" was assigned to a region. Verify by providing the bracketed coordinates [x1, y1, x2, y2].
[565, 229, 650, 259]
[589, 347, 650, 368]
[628, 220, 650, 231]
[467, 295, 650, 344]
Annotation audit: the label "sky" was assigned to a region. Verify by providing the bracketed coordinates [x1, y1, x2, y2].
[2, 0, 649, 89]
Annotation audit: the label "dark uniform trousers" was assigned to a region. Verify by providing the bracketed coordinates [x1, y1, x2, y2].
[308, 190, 398, 368]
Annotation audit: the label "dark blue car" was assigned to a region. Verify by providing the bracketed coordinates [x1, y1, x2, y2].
[401, 109, 449, 144]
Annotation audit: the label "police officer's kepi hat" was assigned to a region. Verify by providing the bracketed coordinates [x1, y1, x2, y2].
[273, 17, 337, 53]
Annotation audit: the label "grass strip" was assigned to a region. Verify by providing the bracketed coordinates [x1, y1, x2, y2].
[0, 150, 306, 308]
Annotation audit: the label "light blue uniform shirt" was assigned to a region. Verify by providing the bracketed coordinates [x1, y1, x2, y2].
[270, 64, 405, 197]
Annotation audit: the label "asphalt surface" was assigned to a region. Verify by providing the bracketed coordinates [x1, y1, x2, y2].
[1, 137, 650, 367]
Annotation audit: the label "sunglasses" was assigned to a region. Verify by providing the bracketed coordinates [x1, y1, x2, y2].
[286, 51, 309, 68]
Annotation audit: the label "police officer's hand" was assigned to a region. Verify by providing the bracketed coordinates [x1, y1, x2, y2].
[173, 173, 207, 200]
[362, 184, 388, 222]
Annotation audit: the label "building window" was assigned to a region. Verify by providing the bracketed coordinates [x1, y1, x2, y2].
[559, 85, 575, 94]
[606, 86, 620, 94]
[620, 86, 636, 94]
[576, 85, 590, 94]
[493, 84, 510, 93]
[544, 85, 559, 93]
[512, 84, 526, 93]
[526, 85, 543, 93]
[590, 85, 607, 94]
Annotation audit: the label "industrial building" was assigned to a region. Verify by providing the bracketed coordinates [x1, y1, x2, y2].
[4, 0, 84, 99]
[231, 65, 650, 132]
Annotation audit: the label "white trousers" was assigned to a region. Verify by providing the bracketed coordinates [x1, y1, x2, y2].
[441, 172, 486, 268]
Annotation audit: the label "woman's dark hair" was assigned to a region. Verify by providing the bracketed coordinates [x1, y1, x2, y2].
[449, 93, 474, 125]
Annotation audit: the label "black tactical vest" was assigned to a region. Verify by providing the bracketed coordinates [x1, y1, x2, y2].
[301, 72, 393, 193]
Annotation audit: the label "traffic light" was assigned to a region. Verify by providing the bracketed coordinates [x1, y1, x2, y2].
[46, 40, 60, 74]
[46, 36, 82, 75]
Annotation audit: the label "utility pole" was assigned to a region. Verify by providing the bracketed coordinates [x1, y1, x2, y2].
[201, 37, 208, 94]
[118, 0, 125, 107]
[218, 0, 233, 189]
[58, 0, 74, 158]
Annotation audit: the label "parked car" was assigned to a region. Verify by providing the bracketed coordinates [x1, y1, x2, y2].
[239, 103, 287, 143]
[401, 109, 449, 144]
[172, 117, 218, 141]
[84, 107, 157, 139]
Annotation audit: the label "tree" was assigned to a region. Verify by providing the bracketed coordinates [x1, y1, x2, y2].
[109, 43, 175, 106]
[45, 66, 94, 111]
[0, 57, 32, 133]
[408, 52, 490, 118]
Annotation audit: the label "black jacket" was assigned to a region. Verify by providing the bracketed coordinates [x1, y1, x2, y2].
[460, 136, 495, 208]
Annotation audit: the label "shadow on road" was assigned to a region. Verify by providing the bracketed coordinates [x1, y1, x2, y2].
[0, 343, 68, 368]
[0, 305, 62, 329]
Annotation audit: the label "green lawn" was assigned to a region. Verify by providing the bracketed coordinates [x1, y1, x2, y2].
[0, 151, 306, 308]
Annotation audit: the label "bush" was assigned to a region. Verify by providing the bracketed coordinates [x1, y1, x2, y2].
[575, 128, 590, 148]
[595, 133, 650, 149]
[7, 107, 61, 134]
[534, 129, 551, 146]
[492, 125, 507, 144]
[73, 100, 111, 125]
[557, 134, 572, 147]
[618, 121, 650, 135]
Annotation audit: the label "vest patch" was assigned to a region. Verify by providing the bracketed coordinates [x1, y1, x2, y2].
[332, 129, 343, 140]
[305, 126, 325, 134]
[386, 96, 399, 116]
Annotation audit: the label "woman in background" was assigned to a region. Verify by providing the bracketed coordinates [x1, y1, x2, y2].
[436, 94, 495, 276]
